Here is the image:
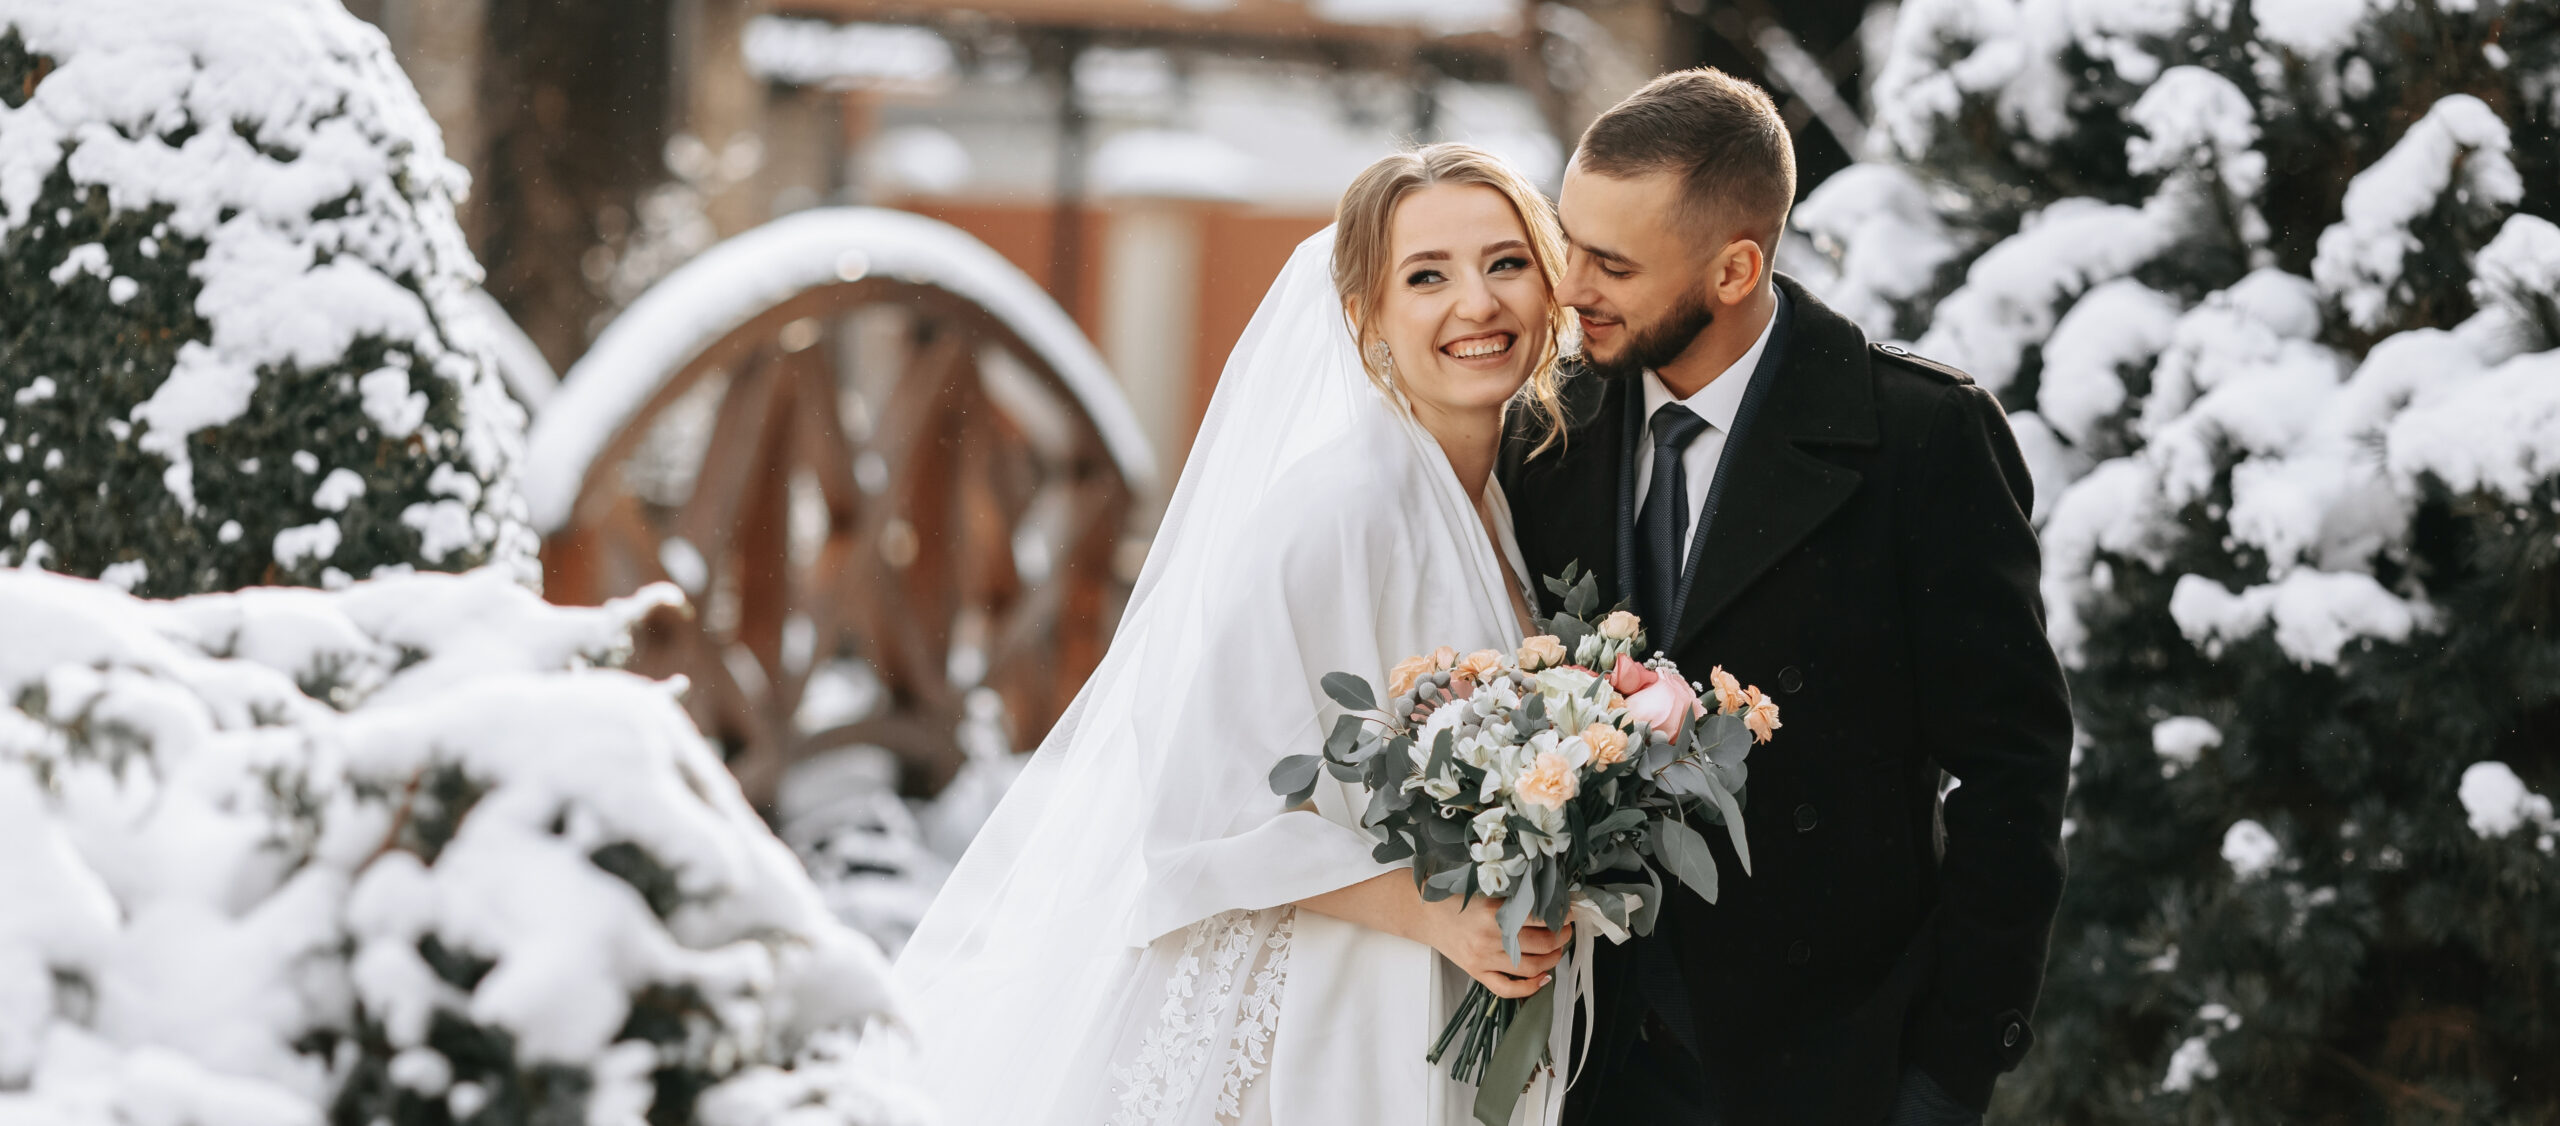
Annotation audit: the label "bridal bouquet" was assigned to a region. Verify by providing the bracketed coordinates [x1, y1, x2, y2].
[1267, 564, 1779, 1125]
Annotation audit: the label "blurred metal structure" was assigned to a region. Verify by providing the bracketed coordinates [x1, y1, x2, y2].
[536, 210, 1153, 809]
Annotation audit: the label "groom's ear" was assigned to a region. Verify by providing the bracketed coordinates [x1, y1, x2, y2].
[1706, 236, 1767, 307]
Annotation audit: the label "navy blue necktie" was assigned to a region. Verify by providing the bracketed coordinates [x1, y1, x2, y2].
[1636, 402, 1709, 644]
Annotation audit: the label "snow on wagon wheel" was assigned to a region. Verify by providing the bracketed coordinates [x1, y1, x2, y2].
[526, 208, 1157, 808]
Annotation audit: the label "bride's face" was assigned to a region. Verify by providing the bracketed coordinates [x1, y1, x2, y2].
[1375, 183, 1548, 420]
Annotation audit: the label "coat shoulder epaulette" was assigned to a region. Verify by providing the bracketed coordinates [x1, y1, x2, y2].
[1869, 341, 1973, 385]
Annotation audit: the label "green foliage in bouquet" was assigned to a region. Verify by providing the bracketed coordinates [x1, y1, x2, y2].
[0, 3, 536, 597]
[1269, 564, 1775, 1124]
[1791, 0, 2560, 1118]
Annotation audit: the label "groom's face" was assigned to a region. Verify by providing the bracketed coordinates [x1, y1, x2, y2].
[1554, 164, 1716, 381]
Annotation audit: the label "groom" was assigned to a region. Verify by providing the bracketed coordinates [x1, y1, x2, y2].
[1502, 70, 2073, 1124]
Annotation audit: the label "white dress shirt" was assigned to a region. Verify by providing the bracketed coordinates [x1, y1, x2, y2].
[1633, 309, 1779, 571]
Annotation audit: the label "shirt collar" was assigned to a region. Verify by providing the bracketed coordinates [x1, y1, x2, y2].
[1639, 305, 1779, 435]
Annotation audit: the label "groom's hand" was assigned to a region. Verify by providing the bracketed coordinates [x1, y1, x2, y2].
[1422, 894, 1571, 998]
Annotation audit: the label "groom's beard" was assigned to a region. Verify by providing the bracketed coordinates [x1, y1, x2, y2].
[1576, 291, 1715, 382]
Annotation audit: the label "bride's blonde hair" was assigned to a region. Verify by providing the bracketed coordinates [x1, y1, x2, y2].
[1332, 143, 1572, 455]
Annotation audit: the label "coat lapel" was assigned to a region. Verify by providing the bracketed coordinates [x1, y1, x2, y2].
[1670, 276, 1881, 653]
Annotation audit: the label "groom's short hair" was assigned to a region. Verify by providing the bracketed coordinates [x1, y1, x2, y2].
[1576, 67, 1796, 252]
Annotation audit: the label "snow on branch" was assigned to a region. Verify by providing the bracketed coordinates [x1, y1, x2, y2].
[0, 570, 922, 1125]
[2311, 95, 2521, 332]
[1914, 196, 2181, 395]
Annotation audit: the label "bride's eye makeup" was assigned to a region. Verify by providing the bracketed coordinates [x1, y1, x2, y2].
[1406, 267, 1447, 287]
[1488, 255, 1531, 274]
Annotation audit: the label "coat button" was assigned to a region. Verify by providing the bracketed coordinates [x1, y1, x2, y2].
[1794, 803, 1819, 833]
[1778, 666, 1804, 694]
[1786, 940, 1812, 966]
[2002, 1021, 2023, 1048]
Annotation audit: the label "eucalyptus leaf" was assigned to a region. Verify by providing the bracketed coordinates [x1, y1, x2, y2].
[1587, 808, 1646, 842]
[1704, 713, 1752, 768]
[1321, 671, 1377, 713]
[1268, 754, 1321, 801]
[1708, 779, 1752, 877]
[1362, 786, 1392, 828]
[1326, 713, 1365, 758]
[1497, 889, 1533, 965]
[1583, 884, 1625, 928]
[1424, 865, 1471, 902]
[1652, 817, 1721, 905]
[1324, 754, 1361, 783]
[1552, 614, 1591, 656]
[1373, 833, 1415, 863]
[1564, 571, 1599, 620]
[1632, 865, 1665, 934]
[1654, 759, 1712, 799]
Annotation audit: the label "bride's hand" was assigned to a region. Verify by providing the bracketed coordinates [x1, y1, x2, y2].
[1421, 894, 1571, 999]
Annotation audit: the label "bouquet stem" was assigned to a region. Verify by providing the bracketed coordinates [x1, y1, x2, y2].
[1427, 978, 1559, 1126]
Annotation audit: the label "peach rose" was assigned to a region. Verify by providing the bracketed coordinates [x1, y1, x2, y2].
[1388, 654, 1435, 698]
[1597, 610, 1642, 641]
[1516, 750, 1580, 809]
[1516, 635, 1568, 671]
[1455, 649, 1506, 685]
[1428, 645, 1459, 670]
[1709, 666, 1745, 715]
[1743, 686, 1783, 744]
[1606, 653, 1657, 698]
[1624, 674, 1704, 739]
[1581, 722, 1630, 767]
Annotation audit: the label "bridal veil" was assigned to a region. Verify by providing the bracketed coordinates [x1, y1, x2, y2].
[894, 229, 1536, 1125]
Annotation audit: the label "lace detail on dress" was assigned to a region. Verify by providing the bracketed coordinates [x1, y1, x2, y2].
[1108, 906, 1295, 1126]
[1215, 910, 1294, 1118]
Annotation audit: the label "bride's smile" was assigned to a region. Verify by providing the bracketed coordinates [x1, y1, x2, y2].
[1374, 182, 1548, 428]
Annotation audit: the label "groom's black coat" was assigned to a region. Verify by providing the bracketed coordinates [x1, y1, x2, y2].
[1503, 276, 2072, 1123]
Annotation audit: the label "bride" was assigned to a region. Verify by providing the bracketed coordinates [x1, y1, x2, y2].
[893, 144, 1581, 1126]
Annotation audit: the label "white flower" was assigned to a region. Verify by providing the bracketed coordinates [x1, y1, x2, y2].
[1424, 770, 1462, 801]
[1472, 806, 1509, 843]
[1574, 633, 1605, 666]
[1420, 700, 1467, 747]
[1470, 838, 1509, 864]
[1478, 859, 1516, 895]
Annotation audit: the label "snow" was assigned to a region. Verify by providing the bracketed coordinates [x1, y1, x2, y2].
[2458, 761, 2557, 840]
[0, 568, 916, 1124]
[0, 0, 533, 574]
[2006, 412, 2090, 523]
[740, 17, 953, 94]
[1090, 130, 1255, 202]
[2470, 213, 2560, 336]
[868, 126, 972, 198]
[2387, 348, 2560, 502]
[2168, 569, 2426, 666]
[2151, 716, 2221, 775]
[1312, 0, 1521, 36]
[2037, 279, 2183, 446]
[2128, 66, 2265, 209]
[2159, 1034, 2217, 1092]
[2221, 819, 2280, 880]
[1789, 164, 1965, 339]
[1914, 196, 2179, 393]
[525, 207, 1158, 533]
[2312, 95, 2521, 332]
[2039, 458, 2176, 662]
[2252, 0, 2381, 59]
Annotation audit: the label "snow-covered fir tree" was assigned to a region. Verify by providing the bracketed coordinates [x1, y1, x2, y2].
[0, 0, 536, 596]
[0, 570, 925, 1126]
[1790, 0, 2560, 1118]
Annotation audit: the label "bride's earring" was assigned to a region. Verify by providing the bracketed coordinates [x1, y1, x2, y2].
[1371, 340, 1395, 381]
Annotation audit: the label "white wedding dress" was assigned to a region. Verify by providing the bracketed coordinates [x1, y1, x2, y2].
[892, 229, 1565, 1126]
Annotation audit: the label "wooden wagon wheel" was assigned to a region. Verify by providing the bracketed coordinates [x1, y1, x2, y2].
[525, 208, 1158, 808]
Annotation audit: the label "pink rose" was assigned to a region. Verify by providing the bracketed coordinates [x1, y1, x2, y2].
[1516, 750, 1580, 809]
[1606, 653, 1657, 698]
[1624, 674, 1704, 739]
